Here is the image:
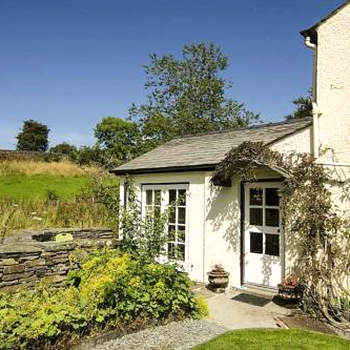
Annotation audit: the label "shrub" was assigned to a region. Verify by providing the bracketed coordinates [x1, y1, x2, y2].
[195, 295, 209, 318]
[0, 249, 205, 349]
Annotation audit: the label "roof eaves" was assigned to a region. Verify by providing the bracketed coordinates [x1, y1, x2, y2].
[111, 163, 216, 176]
[300, 1, 350, 39]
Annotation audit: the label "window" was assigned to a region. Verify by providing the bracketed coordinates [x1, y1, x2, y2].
[266, 188, 279, 206]
[247, 186, 281, 257]
[250, 232, 263, 254]
[250, 188, 263, 205]
[145, 189, 161, 219]
[265, 208, 279, 227]
[265, 234, 280, 256]
[142, 184, 188, 263]
[250, 208, 263, 226]
[168, 188, 187, 261]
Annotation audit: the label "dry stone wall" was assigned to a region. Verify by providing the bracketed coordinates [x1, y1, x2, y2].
[0, 228, 118, 290]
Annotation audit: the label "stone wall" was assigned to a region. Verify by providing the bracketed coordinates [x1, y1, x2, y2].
[0, 228, 118, 290]
[0, 149, 67, 162]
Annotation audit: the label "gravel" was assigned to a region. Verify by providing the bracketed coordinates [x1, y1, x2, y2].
[92, 320, 228, 350]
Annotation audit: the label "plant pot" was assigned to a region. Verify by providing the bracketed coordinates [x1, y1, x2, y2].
[277, 283, 303, 301]
[207, 265, 229, 292]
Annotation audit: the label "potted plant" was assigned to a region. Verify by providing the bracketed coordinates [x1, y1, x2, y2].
[278, 273, 304, 301]
[207, 264, 229, 292]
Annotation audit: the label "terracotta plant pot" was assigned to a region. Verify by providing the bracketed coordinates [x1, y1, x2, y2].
[277, 283, 304, 301]
[207, 265, 229, 292]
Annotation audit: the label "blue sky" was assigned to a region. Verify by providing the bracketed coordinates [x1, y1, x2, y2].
[0, 0, 344, 149]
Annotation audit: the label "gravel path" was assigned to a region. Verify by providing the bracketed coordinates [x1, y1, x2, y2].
[93, 320, 228, 350]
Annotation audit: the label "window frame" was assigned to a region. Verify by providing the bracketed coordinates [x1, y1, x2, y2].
[141, 183, 189, 267]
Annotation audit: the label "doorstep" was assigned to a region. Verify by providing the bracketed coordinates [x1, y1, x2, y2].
[239, 284, 278, 299]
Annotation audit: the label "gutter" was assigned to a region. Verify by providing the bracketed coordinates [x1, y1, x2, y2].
[112, 164, 216, 176]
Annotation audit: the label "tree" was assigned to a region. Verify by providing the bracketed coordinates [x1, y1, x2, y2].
[50, 142, 77, 155]
[285, 93, 313, 120]
[74, 145, 104, 166]
[130, 42, 259, 150]
[94, 117, 141, 165]
[16, 119, 50, 152]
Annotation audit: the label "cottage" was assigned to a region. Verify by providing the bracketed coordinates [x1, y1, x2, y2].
[114, 2, 350, 290]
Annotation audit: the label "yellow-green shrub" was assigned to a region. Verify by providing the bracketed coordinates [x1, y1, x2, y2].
[0, 249, 205, 349]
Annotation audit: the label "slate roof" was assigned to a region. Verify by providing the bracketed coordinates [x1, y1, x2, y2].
[113, 118, 312, 175]
[301, 1, 350, 43]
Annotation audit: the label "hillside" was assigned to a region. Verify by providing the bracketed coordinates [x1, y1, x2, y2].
[0, 160, 96, 200]
[0, 160, 118, 234]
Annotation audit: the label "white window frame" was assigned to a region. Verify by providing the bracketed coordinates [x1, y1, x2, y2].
[141, 184, 189, 269]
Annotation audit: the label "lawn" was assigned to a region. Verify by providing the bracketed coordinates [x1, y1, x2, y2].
[192, 329, 349, 350]
[0, 174, 91, 200]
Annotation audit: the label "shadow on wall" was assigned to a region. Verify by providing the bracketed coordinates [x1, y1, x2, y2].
[261, 255, 275, 286]
[205, 180, 240, 258]
[206, 177, 275, 286]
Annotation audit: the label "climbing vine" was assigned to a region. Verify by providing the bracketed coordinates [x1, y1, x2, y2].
[212, 141, 350, 329]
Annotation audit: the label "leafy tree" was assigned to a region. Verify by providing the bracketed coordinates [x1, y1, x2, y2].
[16, 119, 50, 152]
[74, 145, 104, 166]
[285, 93, 313, 120]
[94, 117, 141, 165]
[50, 142, 77, 155]
[130, 42, 259, 150]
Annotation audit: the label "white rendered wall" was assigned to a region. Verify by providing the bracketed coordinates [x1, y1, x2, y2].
[315, 3, 350, 165]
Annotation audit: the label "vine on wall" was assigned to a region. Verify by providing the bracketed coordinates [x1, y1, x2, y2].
[212, 141, 350, 329]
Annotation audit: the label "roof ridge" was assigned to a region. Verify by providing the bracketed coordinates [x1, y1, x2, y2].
[171, 117, 312, 141]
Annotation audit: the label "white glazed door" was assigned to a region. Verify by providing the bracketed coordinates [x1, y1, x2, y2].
[244, 183, 283, 288]
[142, 184, 189, 271]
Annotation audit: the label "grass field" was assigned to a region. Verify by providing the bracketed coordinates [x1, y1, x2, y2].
[0, 160, 118, 234]
[0, 160, 99, 200]
[0, 174, 91, 200]
[193, 329, 349, 350]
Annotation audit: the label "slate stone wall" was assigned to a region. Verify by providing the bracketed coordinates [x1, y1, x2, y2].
[0, 228, 118, 290]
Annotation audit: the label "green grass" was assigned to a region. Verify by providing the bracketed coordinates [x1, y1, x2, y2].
[192, 329, 349, 350]
[0, 175, 91, 200]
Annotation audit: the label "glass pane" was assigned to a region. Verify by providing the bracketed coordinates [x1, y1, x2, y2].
[168, 243, 176, 259]
[169, 189, 177, 204]
[265, 234, 280, 256]
[154, 205, 161, 219]
[168, 225, 176, 241]
[154, 190, 161, 205]
[177, 244, 185, 261]
[266, 188, 279, 206]
[146, 205, 152, 217]
[178, 207, 186, 224]
[250, 188, 263, 206]
[168, 207, 176, 224]
[250, 232, 263, 254]
[146, 190, 153, 205]
[178, 189, 186, 205]
[250, 208, 263, 226]
[177, 226, 185, 242]
[266, 208, 279, 227]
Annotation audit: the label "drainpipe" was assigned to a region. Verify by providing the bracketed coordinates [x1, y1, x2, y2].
[312, 102, 321, 159]
[304, 36, 320, 159]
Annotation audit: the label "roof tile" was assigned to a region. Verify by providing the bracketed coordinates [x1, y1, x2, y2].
[114, 118, 312, 174]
